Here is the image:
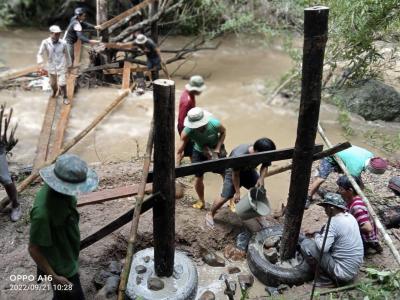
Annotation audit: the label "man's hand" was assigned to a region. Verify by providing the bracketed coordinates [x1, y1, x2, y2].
[233, 192, 241, 204]
[304, 229, 317, 238]
[255, 178, 264, 187]
[89, 40, 100, 45]
[94, 25, 101, 30]
[53, 275, 72, 286]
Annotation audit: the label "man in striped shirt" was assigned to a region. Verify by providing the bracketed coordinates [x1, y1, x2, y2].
[337, 175, 383, 255]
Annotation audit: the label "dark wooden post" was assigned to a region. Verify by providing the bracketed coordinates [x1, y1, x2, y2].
[153, 79, 175, 276]
[280, 6, 329, 260]
[150, 0, 159, 43]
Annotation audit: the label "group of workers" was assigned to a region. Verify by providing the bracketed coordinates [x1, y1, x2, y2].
[0, 8, 392, 298]
[177, 75, 389, 288]
[37, 7, 162, 104]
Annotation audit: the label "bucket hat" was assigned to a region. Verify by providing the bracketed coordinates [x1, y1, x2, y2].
[135, 34, 148, 45]
[39, 154, 98, 196]
[185, 75, 206, 92]
[366, 157, 388, 174]
[49, 25, 62, 33]
[183, 107, 212, 129]
[318, 192, 347, 210]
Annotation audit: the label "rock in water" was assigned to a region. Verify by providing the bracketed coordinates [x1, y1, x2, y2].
[147, 277, 164, 291]
[199, 290, 216, 300]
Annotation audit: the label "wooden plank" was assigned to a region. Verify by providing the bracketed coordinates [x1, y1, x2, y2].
[97, 0, 154, 31]
[103, 68, 123, 75]
[73, 40, 82, 66]
[0, 65, 38, 81]
[32, 96, 57, 171]
[146, 144, 324, 182]
[80, 192, 159, 250]
[121, 61, 131, 90]
[77, 184, 152, 207]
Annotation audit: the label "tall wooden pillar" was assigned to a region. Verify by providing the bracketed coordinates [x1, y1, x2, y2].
[153, 79, 176, 276]
[150, 0, 159, 43]
[280, 6, 329, 260]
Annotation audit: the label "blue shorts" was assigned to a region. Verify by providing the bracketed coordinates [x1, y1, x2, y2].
[317, 157, 339, 179]
[0, 152, 12, 185]
[147, 56, 161, 70]
[191, 147, 226, 177]
[220, 168, 259, 199]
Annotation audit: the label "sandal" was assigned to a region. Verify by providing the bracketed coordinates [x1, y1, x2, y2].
[205, 213, 215, 229]
[228, 199, 236, 213]
[192, 200, 205, 209]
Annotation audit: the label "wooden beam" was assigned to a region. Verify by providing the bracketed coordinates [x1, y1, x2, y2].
[280, 6, 329, 261]
[77, 184, 152, 207]
[0, 65, 38, 81]
[96, 0, 154, 31]
[103, 66, 148, 75]
[83, 62, 121, 73]
[121, 61, 132, 90]
[153, 79, 175, 277]
[146, 145, 324, 182]
[32, 96, 57, 172]
[80, 193, 159, 250]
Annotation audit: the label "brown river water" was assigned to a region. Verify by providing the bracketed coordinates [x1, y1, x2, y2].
[0, 29, 391, 210]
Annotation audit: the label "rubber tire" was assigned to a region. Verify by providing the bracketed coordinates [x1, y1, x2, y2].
[247, 225, 313, 287]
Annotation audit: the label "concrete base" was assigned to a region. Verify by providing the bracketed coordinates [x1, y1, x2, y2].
[126, 248, 198, 300]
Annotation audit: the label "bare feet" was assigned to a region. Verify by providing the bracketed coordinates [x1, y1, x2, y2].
[205, 212, 215, 229]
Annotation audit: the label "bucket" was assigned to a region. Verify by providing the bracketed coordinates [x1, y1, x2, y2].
[236, 187, 271, 220]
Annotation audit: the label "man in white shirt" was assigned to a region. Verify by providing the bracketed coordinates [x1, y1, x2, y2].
[301, 193, 364, 287]
[37, 25, 72, 104]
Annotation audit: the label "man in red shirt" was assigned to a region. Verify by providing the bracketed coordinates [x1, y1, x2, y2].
[337, 175, 383, 255]
[177, 75, 206, 159]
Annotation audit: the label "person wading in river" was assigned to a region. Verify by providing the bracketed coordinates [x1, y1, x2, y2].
[29, 154, 98, 299]
[64, 7, 100, 67]
[336, 175, 383, 255]
[205, 138, 276, 228]
[177, 107, 227, 210]
[177, 75, 206, 160]
[37, 25, 72, 104]
[301, 193, 364, 287]
[307, 145, 387, 208]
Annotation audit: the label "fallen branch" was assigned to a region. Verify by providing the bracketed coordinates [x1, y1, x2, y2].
[266, 72, 298, 105]
[118, 119, 154, 299]
[318, 123, 400, 266]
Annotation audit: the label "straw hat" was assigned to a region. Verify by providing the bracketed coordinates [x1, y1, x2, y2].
[135, 34, 148, 45]
[185, 75, 206, 92]
[183, 107, 212, 129]
[49, 25, 62, 33]
[39, 154, 98, 196]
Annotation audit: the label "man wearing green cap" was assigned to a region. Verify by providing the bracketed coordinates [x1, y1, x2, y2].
[300, 193, 364, 286]
[29, 154, 98, 299]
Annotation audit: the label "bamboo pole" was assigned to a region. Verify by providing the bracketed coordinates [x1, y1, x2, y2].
[117, 119, 154, 300]
[317, 123, 400, 266]
[0, 89, 131, 210]
[280, 6, 329, 260]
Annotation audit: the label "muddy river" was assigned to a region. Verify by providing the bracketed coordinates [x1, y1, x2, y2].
[0, 29, 390, 210]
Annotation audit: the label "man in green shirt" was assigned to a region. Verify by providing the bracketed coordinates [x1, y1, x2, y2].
[177, 107, 227, 209]
[29, 154, 98, 299]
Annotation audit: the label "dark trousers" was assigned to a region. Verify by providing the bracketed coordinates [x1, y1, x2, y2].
[52, 273, 85, 300]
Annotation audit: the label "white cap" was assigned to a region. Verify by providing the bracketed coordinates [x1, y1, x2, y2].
[49, 25, 62, 33]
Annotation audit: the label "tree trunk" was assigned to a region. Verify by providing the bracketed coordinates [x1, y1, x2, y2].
[280, 6, 329, 260]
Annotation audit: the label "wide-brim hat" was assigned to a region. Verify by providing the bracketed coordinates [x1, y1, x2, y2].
[183, 107, 212, 129]
[49, 25, 62, 33]
[366, 157, 388, 175]
[185, 75, 206, 92]
[135, 34, 148, 45]
[318, 192, 347, 210]
[39, 154, 99, 196]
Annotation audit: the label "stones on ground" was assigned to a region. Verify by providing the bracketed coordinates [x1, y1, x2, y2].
[201, 248, 226, 267]
[265, 286, 279, 296]
[173, 264, 184, 279]
[147, 277, 164, 291]
[199, 290, 216, 300]
[93, 270, 113, 289]
[136, 276, 142, 285]
[135, 265, 147, 274]
[108, 261, 122, 275]
[277, 284, 290, 293]
[143, 256, 150, 263]
[223, 244, 246, 261]
[264, 247, 279, 264]
[238, 274, 254, 290]
[263, 236, 280, 249]
[228, 266, 241, 274]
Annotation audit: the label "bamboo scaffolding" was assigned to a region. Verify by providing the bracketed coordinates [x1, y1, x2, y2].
[317, 123, 400, 266]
